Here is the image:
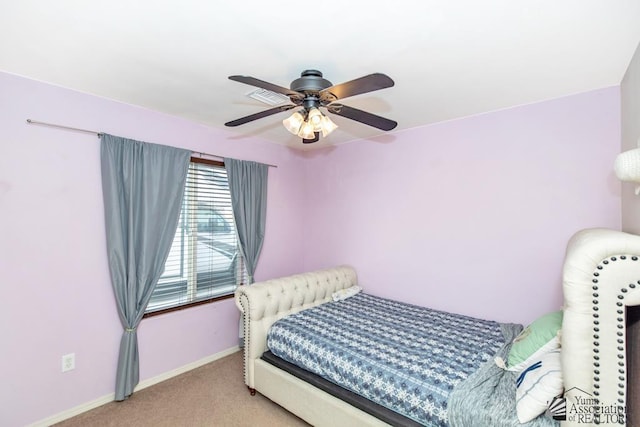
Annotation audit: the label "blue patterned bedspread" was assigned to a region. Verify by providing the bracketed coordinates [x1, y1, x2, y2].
[267, 292, 506, 426]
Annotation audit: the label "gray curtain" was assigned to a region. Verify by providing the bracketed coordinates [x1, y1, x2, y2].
[224, 158, 268, 284]
[101, 134, 190, 401]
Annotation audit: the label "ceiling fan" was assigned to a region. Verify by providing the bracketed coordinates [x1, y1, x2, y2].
[224, 70, 397, 143]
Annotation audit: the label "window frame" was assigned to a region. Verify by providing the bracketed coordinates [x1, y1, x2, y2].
[143, 157, 245, 318]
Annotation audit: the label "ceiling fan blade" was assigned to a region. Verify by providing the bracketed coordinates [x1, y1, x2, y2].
[225, 105, 296, 127]
[326, 104, 397, 131]
[320, 73, 394, 101]
[228, 75, 303, 99]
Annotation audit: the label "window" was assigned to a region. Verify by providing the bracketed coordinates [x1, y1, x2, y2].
[145, 158, 247, 315]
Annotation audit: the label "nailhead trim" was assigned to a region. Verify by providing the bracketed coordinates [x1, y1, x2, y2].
[239, 293, 250, 387]
[591, 254, 639, 407]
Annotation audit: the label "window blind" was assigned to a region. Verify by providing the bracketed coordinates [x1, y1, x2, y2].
[146, 158, 247, 313]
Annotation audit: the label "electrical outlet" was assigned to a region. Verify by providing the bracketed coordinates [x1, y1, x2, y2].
[61, 353, 75, 372]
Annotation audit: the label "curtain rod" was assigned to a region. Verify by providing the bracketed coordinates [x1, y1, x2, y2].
[25, 119, 278, 168]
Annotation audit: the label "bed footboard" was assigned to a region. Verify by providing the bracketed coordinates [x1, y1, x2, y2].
[234, 265, 358, 390]
[562, 228, 640, 427]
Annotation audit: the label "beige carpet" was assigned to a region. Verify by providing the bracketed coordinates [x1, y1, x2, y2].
[54, 351, 310, 427]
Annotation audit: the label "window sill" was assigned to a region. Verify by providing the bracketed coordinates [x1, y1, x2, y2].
[143, 293, 235, 318]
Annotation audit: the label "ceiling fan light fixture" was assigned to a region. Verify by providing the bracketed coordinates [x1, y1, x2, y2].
[307, 107, 323, 130]
[282, 111, 305, 135]
[297, 120, 316, 139]
[320, 115, 338, 137]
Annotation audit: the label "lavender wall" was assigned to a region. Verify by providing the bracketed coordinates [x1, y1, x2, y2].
[0, 71, 622, 426]
[300, 88, 621, 325]
[0, 71, 308, 427]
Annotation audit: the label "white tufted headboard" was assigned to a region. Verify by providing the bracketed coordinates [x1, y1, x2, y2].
[562, 228, 640, 427]
[234, 265, 358, 390]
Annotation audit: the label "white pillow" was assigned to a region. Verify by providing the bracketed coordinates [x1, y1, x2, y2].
[515, 349, 563, 423]
[332, 286, 362, 301]
[507, 311, 563, 372]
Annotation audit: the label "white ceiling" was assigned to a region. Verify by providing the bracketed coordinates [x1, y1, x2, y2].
[1, 1, 639, 150]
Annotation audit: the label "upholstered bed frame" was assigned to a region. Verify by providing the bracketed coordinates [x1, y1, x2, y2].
[562, 228, 640, 426]
[235, 228, 640, 427]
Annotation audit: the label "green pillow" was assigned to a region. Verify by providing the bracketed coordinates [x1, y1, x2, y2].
[508, 310, 563, 371]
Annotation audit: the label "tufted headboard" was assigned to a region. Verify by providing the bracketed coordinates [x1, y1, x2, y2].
[562, 228, 640, 427]
[234, 265, 358, 389]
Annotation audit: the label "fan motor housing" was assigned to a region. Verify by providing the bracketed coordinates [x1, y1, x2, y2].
[290, 70, 333, 93]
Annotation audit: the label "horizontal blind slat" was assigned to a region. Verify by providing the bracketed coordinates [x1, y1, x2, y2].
[147, 160, 248, 314]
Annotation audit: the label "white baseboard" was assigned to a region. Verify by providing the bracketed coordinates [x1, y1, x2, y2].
[29, 346, 240, 427]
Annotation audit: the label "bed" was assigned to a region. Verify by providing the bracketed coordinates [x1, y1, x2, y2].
[235, 228, 640, 426]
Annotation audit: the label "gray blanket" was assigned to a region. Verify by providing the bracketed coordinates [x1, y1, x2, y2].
[448, 323, 559, 427]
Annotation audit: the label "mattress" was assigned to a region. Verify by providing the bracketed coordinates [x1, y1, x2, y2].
[266, 292, 507, 426]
